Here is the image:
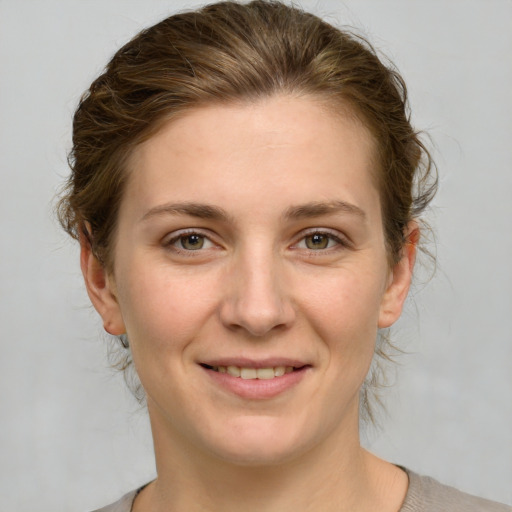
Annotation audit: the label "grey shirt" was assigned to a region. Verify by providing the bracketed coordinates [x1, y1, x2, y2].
[92, 469, 511, 511]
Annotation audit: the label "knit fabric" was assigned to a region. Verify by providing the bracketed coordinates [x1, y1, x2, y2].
[91, 468, 511, 512]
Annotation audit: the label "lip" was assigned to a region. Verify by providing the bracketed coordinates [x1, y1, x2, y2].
[200, 357, 308, 369]
[199, 358, 311, 400]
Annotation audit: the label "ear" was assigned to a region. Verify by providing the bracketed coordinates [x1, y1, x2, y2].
[378, 222, 419, 328]
[79, 226, 126, 335]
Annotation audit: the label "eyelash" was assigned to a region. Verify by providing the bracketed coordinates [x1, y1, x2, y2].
[163, 228, 350, 256]
[292, 229, 350, 253]
[164, 229, 217, 255]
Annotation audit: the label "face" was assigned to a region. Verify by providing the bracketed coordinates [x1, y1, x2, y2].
[83, 95, 414, 467]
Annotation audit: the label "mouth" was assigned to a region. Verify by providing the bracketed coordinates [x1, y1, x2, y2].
[200, 364, 305, 380]
[199, 361, 311, 399]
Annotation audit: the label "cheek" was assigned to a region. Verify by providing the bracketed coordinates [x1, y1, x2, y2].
[312, 266, 386, 321]
[302, 268, 386, 358]
[115, 260, 218, 354]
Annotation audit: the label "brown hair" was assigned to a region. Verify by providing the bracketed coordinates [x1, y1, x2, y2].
[57, 0, 437, 419]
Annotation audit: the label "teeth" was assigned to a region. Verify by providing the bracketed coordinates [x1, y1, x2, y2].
[215, 365, 294, 379]
[241, 368, 257, 379]
[256, 368, 274, 380]
[227, 365, 241, 377]
[274, 366, 285, 377]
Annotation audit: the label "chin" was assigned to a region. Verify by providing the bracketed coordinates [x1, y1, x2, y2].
[213, 441, 305, 467]
[203, 415, 316, 467]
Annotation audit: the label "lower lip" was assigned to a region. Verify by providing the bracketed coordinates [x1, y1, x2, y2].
[201, 366, 309, 400]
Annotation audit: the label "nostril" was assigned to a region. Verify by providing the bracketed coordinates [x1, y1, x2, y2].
[218, 266, 295, 336]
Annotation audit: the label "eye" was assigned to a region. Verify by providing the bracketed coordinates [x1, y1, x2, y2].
[295, 231, 347, 251]
[304, 233, 332, 250]
[167, 231, 216, 252]
[179, 233, 207, 250]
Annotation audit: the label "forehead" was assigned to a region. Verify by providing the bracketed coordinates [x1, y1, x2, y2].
[123, 95, 380, 221]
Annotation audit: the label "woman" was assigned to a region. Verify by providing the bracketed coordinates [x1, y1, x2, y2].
[57, 1, 509, 511]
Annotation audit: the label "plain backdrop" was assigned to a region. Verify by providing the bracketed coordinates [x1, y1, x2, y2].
[1, 0, 511, 510]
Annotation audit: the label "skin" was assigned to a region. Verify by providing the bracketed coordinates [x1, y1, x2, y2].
[82, 95, 416, 511]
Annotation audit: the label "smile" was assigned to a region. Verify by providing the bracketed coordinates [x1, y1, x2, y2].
[199, 361, 310, 399]
[202, 364, 295, 379]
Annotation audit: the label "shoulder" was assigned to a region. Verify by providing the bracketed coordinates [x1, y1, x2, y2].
[90, 488, 139, 512]
[401, 468, 511, 512]
[87, 473, 511, 512]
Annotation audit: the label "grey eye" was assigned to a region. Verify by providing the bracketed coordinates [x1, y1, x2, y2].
[179, 234, 205, 250]
[304, 233, 330, 250]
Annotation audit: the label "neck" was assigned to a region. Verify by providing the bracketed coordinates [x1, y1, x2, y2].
[134, 400, 408, 512]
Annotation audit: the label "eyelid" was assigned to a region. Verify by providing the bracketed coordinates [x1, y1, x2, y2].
[163, 228, 220, 254]
[161, 227, 351, 254]
[292, 228, 352, 251]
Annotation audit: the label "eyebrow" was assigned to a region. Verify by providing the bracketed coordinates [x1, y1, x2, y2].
[284, 200, 366, 221]
[140, 199, 366, 223]
[141, 202, 232, 222]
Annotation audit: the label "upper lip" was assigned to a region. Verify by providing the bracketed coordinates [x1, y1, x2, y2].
[199, 357, 309, 369]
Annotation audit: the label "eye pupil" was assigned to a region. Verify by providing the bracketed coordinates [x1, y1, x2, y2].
[181, 234, 204, 250]
[306, 233, 329, 250]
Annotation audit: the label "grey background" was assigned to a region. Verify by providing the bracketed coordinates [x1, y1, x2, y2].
[0, 1, 511, 510]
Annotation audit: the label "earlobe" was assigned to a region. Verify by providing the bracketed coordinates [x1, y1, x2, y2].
[79, 226, 126, 336]
[378, 223, 419, 328]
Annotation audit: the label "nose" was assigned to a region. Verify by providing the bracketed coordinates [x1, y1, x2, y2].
[219, 247, 296, 337]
